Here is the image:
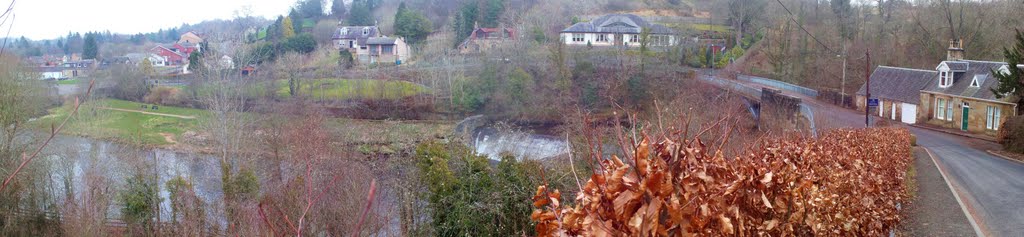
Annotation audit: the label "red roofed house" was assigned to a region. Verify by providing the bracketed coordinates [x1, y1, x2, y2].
[173, 43, 201, 56]
[151, 45, 185, 66]
[459, 23, 516, 54]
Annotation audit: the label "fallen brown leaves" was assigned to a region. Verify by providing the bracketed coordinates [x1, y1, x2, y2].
[532, 128, 912, 236]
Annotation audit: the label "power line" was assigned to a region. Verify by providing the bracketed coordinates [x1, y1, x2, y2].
[773, 0, 839, 55]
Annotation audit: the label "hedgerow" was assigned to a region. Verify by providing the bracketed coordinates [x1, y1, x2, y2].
[532, 127, 912, 236]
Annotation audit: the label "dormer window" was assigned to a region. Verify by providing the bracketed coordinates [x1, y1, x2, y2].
[363, 27, 369, 35]
[939, 70, 953, 88]
[970, 75, 985, 88]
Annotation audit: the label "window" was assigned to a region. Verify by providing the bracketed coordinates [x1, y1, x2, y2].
[940, 71, 952, 87]
[936, 98, 946, 120]
[596, 34, 608, 42]
[572, 33, 584, 42]
[363, 27, 370, 35]
[987, 106, 1002, 130]
[629, 34, 640, 43]
[946, 100, 954, 121]
[970, 76, 981, 87]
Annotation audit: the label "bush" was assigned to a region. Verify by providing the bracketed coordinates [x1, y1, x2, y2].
[143, 86, 187, 106]
[999, 116, 1024, 153]
[120, 174, 161, 234]
[533, 128, 913, 236]
[414, 140, 542, 236]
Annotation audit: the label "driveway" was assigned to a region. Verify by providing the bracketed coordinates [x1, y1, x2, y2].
[911, 127, 1024, 237]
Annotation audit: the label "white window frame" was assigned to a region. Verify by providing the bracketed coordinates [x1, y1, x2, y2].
[630, 34, 639, 43]
[596, 34, 608, 42]
[940, 71, 952, 88]
[970, 76, 980, 87]
[879, 101, 885, 117]
[936, 98, 946, 120]
[946, 100, 954, 121]
[987, 106, 1002, 130]
[572, 33, 584, 42]
[363, 27, 370, 35]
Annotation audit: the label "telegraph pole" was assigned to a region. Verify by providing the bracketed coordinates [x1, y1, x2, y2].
[865, 50, 871, 128]
[841, 43, 847, 98]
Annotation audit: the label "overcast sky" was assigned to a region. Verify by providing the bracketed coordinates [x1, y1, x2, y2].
[5, 0, 307, 40]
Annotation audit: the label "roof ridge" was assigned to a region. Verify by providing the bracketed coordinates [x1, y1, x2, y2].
[961, 59, 1007, 64]
[877, 65, 936, 73]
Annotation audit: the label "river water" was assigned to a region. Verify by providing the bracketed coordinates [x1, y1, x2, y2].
[42, 136, 224, 223]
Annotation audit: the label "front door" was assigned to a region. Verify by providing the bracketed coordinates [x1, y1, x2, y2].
[615, 34, 623, 46]
[961, 103, 970, 131]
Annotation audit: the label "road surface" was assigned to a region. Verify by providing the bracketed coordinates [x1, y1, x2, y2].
[911, 127, 1024, 237]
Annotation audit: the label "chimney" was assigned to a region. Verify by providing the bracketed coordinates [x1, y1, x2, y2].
[947, 38, 964, 61]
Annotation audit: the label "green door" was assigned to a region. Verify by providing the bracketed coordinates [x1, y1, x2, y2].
[962, 107, 970, 131]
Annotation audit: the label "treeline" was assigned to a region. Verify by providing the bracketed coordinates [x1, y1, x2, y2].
[736, 0, 1024, 92]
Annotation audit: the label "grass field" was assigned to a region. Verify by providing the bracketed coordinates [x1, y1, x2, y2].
[275, 79, 429, 100]
[33, 98, 452, 148]
[56, 79, 79, 85]
[33, 99, 206, 146]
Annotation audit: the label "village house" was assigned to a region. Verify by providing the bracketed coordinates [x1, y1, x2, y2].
[857, 39, 1019, 136]
[178, 31, 205, 44]
[560, 14, 676, 48]
[333, 26, 379, 51]
[362, 37, 410, 65]
[151, 45, 187, 66]
[458, 24, 516, 54]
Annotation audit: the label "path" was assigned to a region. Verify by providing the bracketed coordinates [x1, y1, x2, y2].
[99, 107, 197, 119]
[900, 147, 975, 236]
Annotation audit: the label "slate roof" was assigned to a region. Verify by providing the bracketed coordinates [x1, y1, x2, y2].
[333, 26, 379, 45]
[942, 61, 969, 71]
[922, 60, 1009, 101]
[365, 37, 398, 45]
[856, 66, 936, 104]
[561, 14, 674, 35]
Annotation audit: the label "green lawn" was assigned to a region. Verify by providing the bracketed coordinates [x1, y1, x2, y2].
[276, 79, 430, 100]
[56, 79, 79, 85]
[33, 99, 205, 146]
[33, 97, 453, 149]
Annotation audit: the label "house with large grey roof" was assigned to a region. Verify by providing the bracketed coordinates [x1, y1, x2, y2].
[333, 26, 380, 51]
[857, 39, 1018, 136]
[559, 14, 675, 48]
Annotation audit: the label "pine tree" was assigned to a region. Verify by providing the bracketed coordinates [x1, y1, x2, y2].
[188, 51, 202, 73]
[331, 0, 346, 17]
[282, 17, 297, 38]
[83, 33, 99, 59]
[992, 29, 1024, 115]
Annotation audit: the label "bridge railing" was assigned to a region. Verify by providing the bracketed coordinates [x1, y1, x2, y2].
[737, 74, 819, 98]
[698, 76, 763, 98]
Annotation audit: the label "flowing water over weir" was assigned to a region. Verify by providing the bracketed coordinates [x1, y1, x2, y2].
[471, 128, 568, 160]
[456, 115, 569, 161]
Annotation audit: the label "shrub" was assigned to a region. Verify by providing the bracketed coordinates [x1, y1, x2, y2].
[143, 86, 187, 106]
[414, 140, 543, 236]
[120, 174, 161, 234]
[999, 116, 1024, 153]
[532, 128, 913, 236]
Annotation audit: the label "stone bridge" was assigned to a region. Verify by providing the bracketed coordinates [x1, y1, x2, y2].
[698, 75, 817, 137]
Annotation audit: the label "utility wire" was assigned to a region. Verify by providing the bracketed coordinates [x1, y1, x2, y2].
[773, 0, 839, 55]
[0, 0, 16, 58]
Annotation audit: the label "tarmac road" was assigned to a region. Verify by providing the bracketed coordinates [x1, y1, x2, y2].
[911, 127, 1024, 237]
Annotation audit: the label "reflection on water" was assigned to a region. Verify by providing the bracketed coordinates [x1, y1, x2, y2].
[44, 136, 223, 224]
